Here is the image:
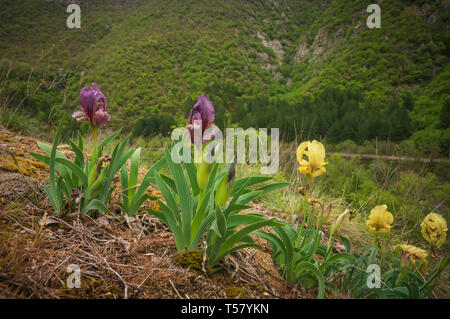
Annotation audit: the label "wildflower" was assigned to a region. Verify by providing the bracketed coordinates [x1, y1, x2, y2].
[296, 140, 327, 183]
[215, 161, 236, 206]
[365, 204, 394, 234]
[185, 94, 219, 145]
[394, 244, 428, 271]
[421, 213, 448, 249]
[72, 83, 110, 127]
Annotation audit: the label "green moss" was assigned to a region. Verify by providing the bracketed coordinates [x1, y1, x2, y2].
[225, 286, 245, 299]
[173, 249, 211, 274]
[0, 154, 48, 177]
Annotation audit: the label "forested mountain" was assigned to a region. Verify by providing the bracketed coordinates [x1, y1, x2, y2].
[0, 0, 448, 151]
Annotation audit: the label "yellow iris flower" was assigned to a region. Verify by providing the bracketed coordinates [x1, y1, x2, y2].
[296, 140, 327, 182]
[421, 213, 448, 248]
[394, 244, 428, 270]
[365, 204, 394, 234]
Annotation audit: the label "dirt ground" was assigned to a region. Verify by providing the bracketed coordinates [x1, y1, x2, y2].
[0, 125, 323, 299]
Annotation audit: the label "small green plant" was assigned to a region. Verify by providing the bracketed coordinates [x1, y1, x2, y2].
[256, 204, 357, 299]
[149, 95, 289, 270]
[31, 124, 133, 214]
[205, 173, 288, 269]
[31, 83, 139, 215]
[120, 147, 166, 216]
[149, 144, 287, 263]
[344, 248, 449, 299]
[150, 145, 212, 251]
[260, 140, 449, 299]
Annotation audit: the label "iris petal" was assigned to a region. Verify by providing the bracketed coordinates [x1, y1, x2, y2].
[94, 110, 111, 127]
[227, 160, 236, 183]
[189, 94, 215, 133]
[202, 124, 219, 144]
[72, 110, 87, 122]
[186, 94, 217, 145]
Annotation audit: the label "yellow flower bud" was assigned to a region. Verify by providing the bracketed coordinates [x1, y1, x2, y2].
[421, 213, 448, 248]
[365, 204, 394, 235]
[215, 178, 229, 207]
[330, 209, 351, 234]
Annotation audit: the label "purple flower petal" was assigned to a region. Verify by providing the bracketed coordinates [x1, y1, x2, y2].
[72, 109, 87, 122]
[93, 110, 111, 127]
[185, 94, 218, 145]
[202, 123, 219, 144]
[185, 124, 195, 144]
[189, 94, 214, 134]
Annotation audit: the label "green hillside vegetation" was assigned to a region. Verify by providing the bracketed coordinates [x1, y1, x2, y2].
[0, 0, 449, 152]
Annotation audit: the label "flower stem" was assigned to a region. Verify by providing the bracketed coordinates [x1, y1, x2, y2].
[296, 191, 309, 247]
[92, 125, 98, 145]
[395, 266, 409, 287]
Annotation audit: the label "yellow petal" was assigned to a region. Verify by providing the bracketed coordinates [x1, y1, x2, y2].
[436, 232, 447, 248]
[308, 140, 326, 168]
[296, 141, 310, 165]
[311, 166, 326, 178]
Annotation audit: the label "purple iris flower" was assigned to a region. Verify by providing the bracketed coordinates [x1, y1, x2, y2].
[185, 94, 219, 144]
[72, 83, 110, 127]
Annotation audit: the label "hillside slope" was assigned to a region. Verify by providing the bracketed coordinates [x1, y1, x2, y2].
[0, 0, 448, 149]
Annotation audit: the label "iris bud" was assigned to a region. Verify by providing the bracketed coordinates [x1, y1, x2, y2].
[215, 162, 236, 206]
[197, 160, 212, 191]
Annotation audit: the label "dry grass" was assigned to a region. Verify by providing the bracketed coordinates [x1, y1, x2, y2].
[0, 193, 321, 299]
